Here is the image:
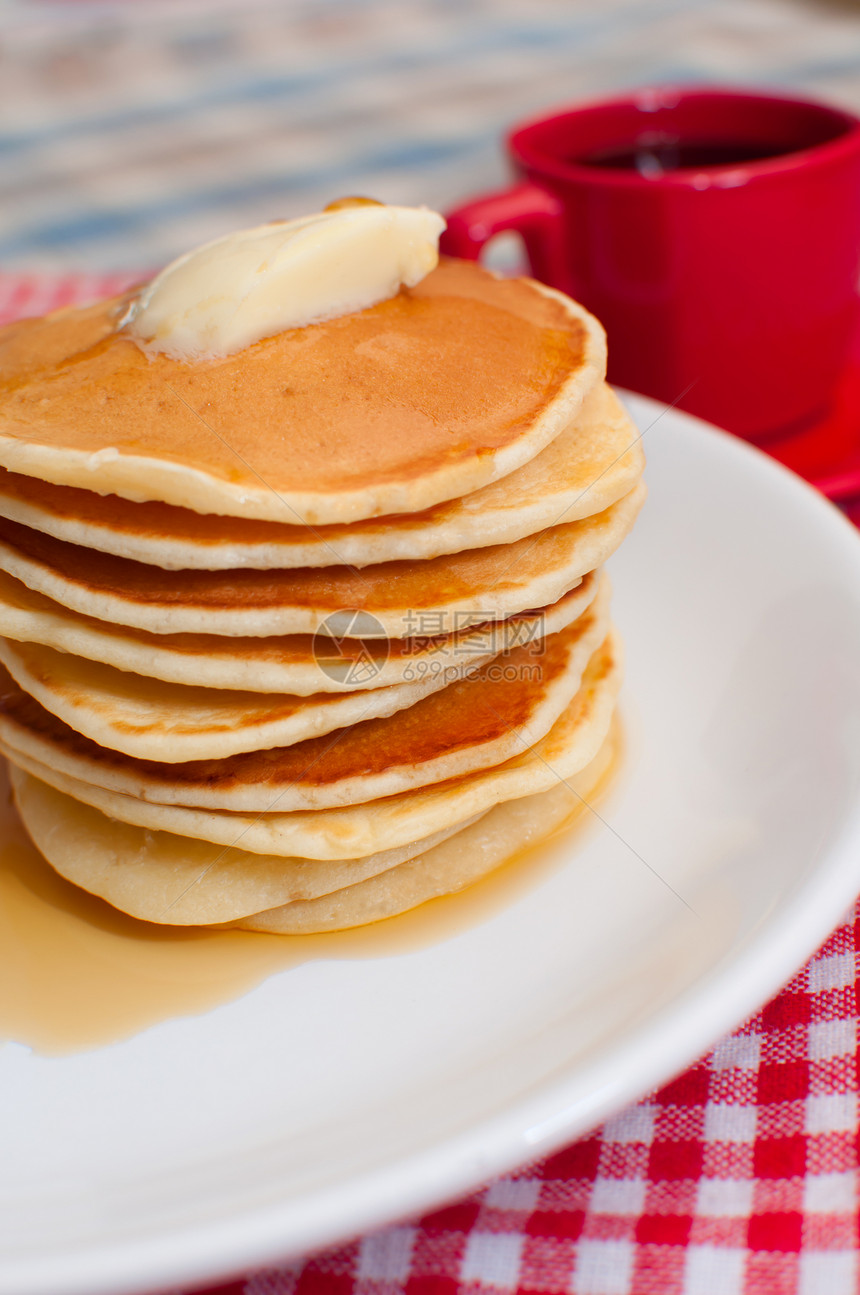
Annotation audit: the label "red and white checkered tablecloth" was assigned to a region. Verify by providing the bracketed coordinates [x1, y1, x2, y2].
[3, 275, 858, 1295]
[197, 904, 859, 1295]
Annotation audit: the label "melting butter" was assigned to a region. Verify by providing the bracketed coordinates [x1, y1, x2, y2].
[123, 203, 446, 361]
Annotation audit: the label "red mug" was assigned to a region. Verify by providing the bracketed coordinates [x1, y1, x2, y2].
[441, 87, 860, 442]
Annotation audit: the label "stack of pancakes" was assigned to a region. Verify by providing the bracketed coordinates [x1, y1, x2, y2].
[0, 257, 644, 933]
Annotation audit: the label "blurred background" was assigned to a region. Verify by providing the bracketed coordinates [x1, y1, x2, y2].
[2, 0, 860, 280]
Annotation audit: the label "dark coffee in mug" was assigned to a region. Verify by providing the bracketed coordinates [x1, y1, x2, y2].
[578, 137, 797, 174]
[574, 107, 851, 179]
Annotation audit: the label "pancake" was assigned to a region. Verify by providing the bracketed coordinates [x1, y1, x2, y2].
[0, 577, 609, 800]
[0, 638, 457, 762]
[0, 574, 607, 763]
[0, 483, 644, 637]
[9, 728, 614, 930]
[0, 631, 621, 859]
[241, 732, 616, 933]
[0, 565, 599, 694]
[0, 259, 606, 526]
[9, 763, 484, 923]
[0, 384, 643, 570]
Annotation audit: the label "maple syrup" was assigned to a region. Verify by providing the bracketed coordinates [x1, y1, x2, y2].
[0, 730, 620, 1055]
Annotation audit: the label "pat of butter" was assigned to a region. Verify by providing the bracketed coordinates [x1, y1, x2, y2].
[123, 203, 447, 361]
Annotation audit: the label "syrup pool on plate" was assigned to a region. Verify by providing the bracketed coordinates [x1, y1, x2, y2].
[0, 731, 619, 1056]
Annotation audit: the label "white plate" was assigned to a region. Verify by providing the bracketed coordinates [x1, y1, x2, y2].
[3, 394, 860, 1295]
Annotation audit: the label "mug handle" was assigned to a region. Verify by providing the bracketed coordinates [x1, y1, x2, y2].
[441, 181, 568, 286]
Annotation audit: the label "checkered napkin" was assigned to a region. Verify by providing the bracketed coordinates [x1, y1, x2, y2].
[3, 276, 858, 1295]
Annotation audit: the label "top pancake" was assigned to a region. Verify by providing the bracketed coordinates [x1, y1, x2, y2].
[0, 259, 606, 526]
